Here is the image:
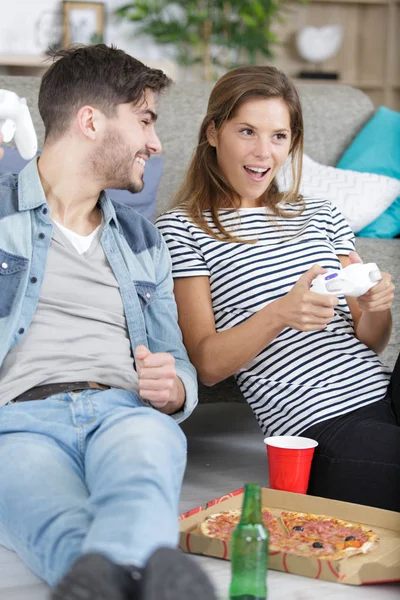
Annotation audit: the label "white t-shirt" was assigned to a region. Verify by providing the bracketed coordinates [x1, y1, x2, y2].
[156, 198, 391, 437]
[53, 219, 103, 254]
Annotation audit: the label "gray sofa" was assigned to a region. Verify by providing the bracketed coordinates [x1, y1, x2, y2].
[1, 75, 398, 406]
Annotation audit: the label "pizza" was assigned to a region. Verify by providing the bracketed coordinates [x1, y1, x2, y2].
[199, 509, 241, 541]
[280, 510, 379, 560]
[260, 508, 287, 551]
[199, 508, 379, 560]
[199, 508, 285, 549]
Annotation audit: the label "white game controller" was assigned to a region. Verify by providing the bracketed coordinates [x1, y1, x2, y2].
[0, 89, 38, 160]
[310, 263, 382, 297]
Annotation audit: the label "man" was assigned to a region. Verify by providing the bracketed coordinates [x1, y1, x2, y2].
[0, 45, 216, 600]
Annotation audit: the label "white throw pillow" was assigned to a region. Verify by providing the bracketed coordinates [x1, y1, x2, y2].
[276, 154, 400, 232]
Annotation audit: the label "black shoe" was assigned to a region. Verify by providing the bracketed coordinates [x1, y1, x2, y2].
[51, 548, 217, 600]
[141, 547, 217, 600]
[51, 553, 135, 600]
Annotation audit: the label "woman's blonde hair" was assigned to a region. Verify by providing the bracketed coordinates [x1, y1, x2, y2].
[173, 65, 304, 241]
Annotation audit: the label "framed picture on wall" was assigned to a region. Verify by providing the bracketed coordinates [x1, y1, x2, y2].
[62, 1, 105, 47]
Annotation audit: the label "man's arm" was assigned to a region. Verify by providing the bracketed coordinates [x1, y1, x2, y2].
[136, 235, 198, 422]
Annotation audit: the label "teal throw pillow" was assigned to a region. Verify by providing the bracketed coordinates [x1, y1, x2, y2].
[337, 106, 400, 237]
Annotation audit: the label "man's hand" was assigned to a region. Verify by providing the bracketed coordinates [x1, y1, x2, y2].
[273, 264, 338, 331]
[135, 344, 185, 413]
[348, 251, 395, 313]
[0, 133, 4, 160]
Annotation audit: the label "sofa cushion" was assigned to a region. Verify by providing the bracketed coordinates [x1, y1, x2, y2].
[276, 153, 400, 233]
[337, 107, 400, 237]
[356, 199, 400, 238]
[0, 146, 40, 173]
[0, 76, 376, 218]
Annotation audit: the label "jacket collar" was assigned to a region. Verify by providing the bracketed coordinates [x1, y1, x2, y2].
[18, 158, 47, 211]
[17, 158, 120, 231]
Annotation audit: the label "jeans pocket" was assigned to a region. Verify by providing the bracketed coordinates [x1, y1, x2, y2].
[0, 249, 29, 318]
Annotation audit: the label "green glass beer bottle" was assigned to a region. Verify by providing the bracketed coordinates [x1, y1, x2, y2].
[229, 483, 269, 600]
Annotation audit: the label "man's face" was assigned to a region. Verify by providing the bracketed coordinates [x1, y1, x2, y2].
[91, 89, 162, 194]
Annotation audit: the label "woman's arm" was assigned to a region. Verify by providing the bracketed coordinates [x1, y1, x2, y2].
[339, 253, 394, 354]
[174, 265, 338, 386]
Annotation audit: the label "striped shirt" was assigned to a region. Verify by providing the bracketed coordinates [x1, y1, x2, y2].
[156, 199, 390, 437]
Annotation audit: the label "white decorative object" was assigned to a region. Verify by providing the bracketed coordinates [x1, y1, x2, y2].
[0, 90, 38, 160]
[276, 154, 400, 233]
[296, 25, 344, 64]
[35, 10, 63, 52]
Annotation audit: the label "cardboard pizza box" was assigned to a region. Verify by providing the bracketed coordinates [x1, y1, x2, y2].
[179, 487, 400, 585]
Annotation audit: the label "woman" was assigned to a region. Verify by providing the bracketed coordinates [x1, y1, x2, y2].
[156, 66, 400, 512]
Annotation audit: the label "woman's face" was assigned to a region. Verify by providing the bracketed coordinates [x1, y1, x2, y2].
[208, 97, 292, 207]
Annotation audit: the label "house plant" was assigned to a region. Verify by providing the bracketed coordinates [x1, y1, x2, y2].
[115, 0, 306, 80]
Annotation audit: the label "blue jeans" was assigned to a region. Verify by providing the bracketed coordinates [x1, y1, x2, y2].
[0, 388, 187, 586]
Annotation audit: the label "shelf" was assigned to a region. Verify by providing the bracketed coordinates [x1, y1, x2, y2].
[0, 54, 178, 80]
[311, 0, 390, 4]
[349, 81, 386, 90]
[293, 79, 386, 89]
[285, 0, 400, 110]
[0, 54, 50, 68]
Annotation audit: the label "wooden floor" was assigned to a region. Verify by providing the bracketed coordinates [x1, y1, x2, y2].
[1, 402, 399, 600]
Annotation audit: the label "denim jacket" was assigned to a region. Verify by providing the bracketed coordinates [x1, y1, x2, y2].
[0, 159, 198, 421]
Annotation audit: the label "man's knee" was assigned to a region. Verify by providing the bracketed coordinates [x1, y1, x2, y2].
[142, 408, 187, 442]
[99, 407, 187, 463]
[131, 409, 187, 461]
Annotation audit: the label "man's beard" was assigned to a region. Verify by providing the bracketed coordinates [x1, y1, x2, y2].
[90, 128, 146, 194]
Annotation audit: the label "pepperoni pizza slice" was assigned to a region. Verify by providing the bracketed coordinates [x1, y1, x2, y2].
[280, 511, 379, 560]
[199, 508, 285, 549]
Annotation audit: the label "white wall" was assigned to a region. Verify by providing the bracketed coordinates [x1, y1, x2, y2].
[0, 0, 167, 60]
[0, 0, 57, 54]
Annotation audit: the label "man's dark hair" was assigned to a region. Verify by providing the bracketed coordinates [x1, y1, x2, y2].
[39, 44, 172, 141]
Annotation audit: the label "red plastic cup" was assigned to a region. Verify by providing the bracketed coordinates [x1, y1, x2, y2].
[264, 436, 318, 494]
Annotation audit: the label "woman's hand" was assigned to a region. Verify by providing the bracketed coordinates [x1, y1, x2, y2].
[273, 265, 338, 331]
[357, 273, 395, 312]
[347, 251, 395, 313]
[342, 251, 393, 353]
